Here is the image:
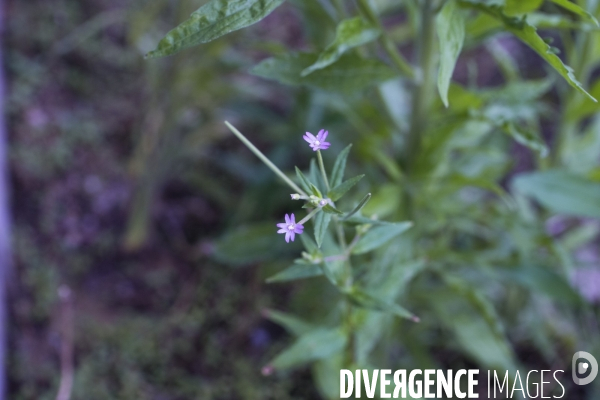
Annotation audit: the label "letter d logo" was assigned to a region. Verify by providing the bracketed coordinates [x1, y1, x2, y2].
[572, 351, 598, 385]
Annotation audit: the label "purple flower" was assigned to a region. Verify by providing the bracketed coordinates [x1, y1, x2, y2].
[303, 129, 331, 151]
[276, 213, 304, 243]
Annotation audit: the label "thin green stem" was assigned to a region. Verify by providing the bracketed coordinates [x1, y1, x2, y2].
[357, 0, 414, 77]
[225, 121, 307, 196]
[404, 0, 436, 173]
[317, 150, 331, 191]
[298, 207, 321, 225]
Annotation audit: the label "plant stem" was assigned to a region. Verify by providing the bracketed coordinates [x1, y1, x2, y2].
[224, 121, 307, 196]
[298, 207, 321, 225]
[317, 150, 330, 191]
[404, 0, 436, 173]
[358, 0, 414, 77]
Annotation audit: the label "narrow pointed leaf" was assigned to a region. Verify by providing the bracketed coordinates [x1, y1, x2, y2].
[266, 263, 323, 283]
[262, 309, 314, 337]
[331, 144, 352, 187]
[351, 222, 413, 255]
[342, 193, 372, 220]
[436, 0, 466, 107]
[310, 184, 323, 198]
[322, 204, 344, 215]
[327, 175, 364, 201]
[512, 169, 600, 218]
[314, 211, 332, 248]
[302, 17, 380, 76]
[268, 328, 347, 370]
[346, 286, 417, 321]
[146, 0, 285, 58]
[549, 0, 599, 26]
[295, 166, 314, 194]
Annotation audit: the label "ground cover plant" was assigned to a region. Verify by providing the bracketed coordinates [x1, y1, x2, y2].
[8, 0, 600, 398]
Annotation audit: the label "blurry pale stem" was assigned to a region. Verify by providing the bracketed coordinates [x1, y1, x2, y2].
[298, 207, 321, 225]
[317, 150, 330, 191]
[357, 0, 414, 77]
[224, 121, 307, 196]
[343, 193, 371, 220]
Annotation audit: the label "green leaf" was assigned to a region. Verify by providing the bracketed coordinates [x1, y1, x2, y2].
[436, 0, 466, 107]
[251, 52, 398, 93]
[548, 0, 599, 27]
[331, 144, 352, 187]
[459, 0, 597, 102]
[351, 222, 413, 255]
[327, 175, 364, 201]
[268, 328, 347, 371]
[146, 0, 285, 58]
[430, 290, 517, 371]
[262, 309, 314, 336]
[301, 17, 380, 76]
[213, 222, 296, 266]
[266, 263, 323, 283]
[300, 233, 318, 253]
[512, 169, 600, 218]
[345, 286, 418, 321]
[310, 183, 323, 198]
[314, 211, 332, 248]
[342, 193, 372, 220]
[500, 121, 549, 157]
[505, 0, 543, 15]
[322, 204, 344, 215]
[295, 166, 314, 194]
[497, 266, 582, 304]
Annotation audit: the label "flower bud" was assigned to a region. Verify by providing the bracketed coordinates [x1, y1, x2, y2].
[290, 193, 301, 200]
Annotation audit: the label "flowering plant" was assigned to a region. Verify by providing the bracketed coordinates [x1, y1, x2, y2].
[146, 0, 600, 397]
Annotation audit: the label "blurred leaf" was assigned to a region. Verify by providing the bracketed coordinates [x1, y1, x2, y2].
[352, 222, 413, 255]
[436, 0, 466, 107]
[346, 286, 417, 321]
[498, 266, 582, 304]
[300, 233, 319, 253]
[331, 144, 352, 187]
[500, 121, 549, 157]
[146, 0, 285, 58]
[295, 166, 314, 194]
[505, 0, 543, 15]
[322, 258, 347, 287]
[512, 169, 600, 218]
[343, 193, 372, 220]
[212, 222, 295, 266]
[322, 204, 344, 215]
[263, 309, 314, 336]
[266, 262, 323, 283]
[459, 0, 597, 102]
[360, 183, 402, 218]
[302, 17, 380, 76]
[251, 52, 398, 93]
[310, 183, 323, 198]
[431, 290, 517, 371]
[268, 328, 347, 370]
[313, 352, 344, 400]
[549, 0, 599, 26]
[444, 276, 506, 340]
[314, 211, 332, 248]
[327, 175, 364, 201]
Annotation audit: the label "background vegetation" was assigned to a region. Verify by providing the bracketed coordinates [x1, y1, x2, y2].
[7, 0, 600, 399]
